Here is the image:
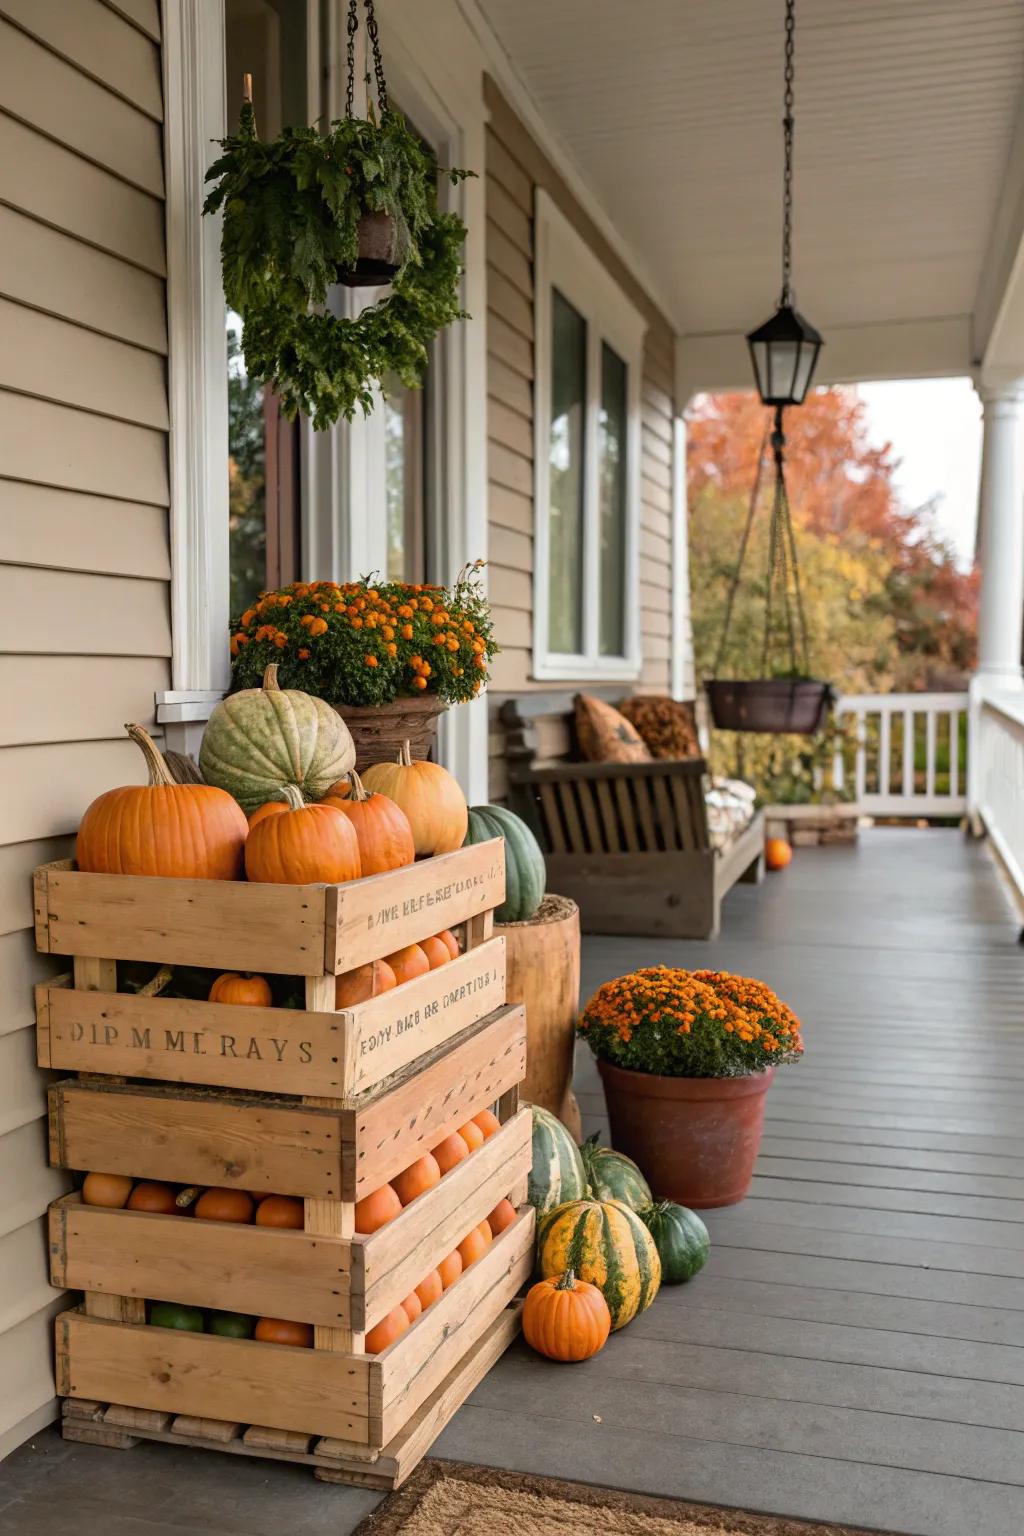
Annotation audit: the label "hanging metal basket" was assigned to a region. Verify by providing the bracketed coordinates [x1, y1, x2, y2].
[705, 678, 833, 735]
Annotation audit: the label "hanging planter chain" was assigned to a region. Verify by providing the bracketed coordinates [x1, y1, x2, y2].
[346, 0, 389, 119]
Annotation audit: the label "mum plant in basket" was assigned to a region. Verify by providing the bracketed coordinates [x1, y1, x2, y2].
[579, 967, 803, 1208]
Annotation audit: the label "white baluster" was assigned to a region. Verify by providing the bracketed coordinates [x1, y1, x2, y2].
[925, 710, 937, 800]
[902, 710, 914, 800]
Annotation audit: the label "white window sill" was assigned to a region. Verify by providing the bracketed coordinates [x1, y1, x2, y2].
[531, 657, 642, 685]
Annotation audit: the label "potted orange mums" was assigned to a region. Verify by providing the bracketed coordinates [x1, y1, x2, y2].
[578, 967, 803, 1208]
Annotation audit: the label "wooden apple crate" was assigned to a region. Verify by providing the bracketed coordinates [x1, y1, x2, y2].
[36, 839, 537, 1488]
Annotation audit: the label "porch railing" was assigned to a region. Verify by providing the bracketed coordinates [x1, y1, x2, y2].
[974, 693, 1024, 901]
[832, 692, 969, 818]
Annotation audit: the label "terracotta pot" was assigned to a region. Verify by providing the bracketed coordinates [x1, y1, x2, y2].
[596, 1059, 774, 1208]
[335, 695, 447, 772]
[497, 895, 581, 1139]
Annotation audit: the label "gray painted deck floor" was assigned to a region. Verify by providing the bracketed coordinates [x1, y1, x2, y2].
[2, 829, 1023, 1536]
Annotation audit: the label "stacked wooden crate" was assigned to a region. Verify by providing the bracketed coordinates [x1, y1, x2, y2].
[34, 839, 534, 1489]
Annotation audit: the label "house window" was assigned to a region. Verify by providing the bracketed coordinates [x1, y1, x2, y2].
[534, 190, 646, 680]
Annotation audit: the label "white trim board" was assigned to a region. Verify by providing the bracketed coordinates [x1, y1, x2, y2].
[162, 0, 230, 692]
[532, 188, 646, 684]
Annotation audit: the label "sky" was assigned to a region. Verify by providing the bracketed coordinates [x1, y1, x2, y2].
[856, 377, 982, 571]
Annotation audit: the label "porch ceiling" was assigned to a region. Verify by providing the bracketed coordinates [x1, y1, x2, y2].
[475, 0, 1024, 388]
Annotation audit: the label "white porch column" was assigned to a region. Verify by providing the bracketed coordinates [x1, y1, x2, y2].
[974, 382, 1024, 689]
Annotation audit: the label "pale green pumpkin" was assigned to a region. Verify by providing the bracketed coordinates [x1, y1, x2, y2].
[200, 665, 355, 814]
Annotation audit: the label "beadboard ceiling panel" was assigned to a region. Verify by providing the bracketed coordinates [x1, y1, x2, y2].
[478, 0, 1024, 338]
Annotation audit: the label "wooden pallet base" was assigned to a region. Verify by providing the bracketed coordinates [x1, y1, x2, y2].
[60, 1302, 522, 1491]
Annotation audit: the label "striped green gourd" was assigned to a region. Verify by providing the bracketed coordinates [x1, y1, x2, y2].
[580, 1136, 653, 1213]
[641, 1200, 710, 1284]
[527, 1104, 587, 1214]
[463, 804, 546, 923]
[537, 1197, 661, 1330]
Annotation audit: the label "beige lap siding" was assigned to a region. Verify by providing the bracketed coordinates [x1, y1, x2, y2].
[0, 0, 170, 1459]
[483, 79, 678, 801]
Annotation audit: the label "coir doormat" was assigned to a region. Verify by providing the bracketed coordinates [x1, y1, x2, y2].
[353, 1460, 898, 1536]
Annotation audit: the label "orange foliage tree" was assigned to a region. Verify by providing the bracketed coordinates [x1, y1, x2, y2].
[687, 389, 977, 690]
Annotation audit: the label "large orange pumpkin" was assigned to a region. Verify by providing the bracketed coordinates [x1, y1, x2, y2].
[522, 1269, 611, 1362]
[208, 972, 273, 1007]
[76, 724, 248, 881]
[324, 770, 415, 875]
[335, 959, 396, 1008]
[360, 740, 468, 856]
[765, 837, 793, 871]
[244, 784, 362, 885]
[385, 944, 431, 986]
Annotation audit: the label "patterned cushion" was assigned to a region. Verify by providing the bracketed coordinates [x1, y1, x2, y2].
[705, 776, 757, 851]
[618, 695, 701, 760]
[574, 694, 652, 764]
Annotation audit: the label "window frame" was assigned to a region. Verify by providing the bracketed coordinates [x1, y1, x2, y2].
[533, 189, 646, 683]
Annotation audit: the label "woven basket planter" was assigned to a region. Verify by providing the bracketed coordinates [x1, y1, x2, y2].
[338, 694, 447, 771]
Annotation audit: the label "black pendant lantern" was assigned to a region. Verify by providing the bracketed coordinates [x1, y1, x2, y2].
[706, 0, 832, 737]
[745, 0, 823, 406]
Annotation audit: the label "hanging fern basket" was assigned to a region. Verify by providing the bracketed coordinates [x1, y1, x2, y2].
[203, 0, 473, 429]
[705, 407, 833, 736]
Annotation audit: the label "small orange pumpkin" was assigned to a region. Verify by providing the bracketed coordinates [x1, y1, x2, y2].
[194, 1188, 254, 1224]
[385, 943, 431, 986]
[244, 784, 362, 885]
[323, 770, 415, 875]
[457, 1225, 488, 1269]
[487, 1197, 517, 1237]
[208, 972, 273, 1007]
[437, 1250, 463, 1289]
[432, 1133, 470, 1174]
[81, 1172, 134, 1209]
[436, 928, 460, 960]
[472, 1109, 501, 1139]
[400, 1290, 422, 1324]
[360, 740, 468, 856]
[364, 1305, 409, 1355]
[765, 837, 793, 871]
[254, 1195, 303, 1229]
[335, 959, 396, 1008]
[76, 724, 248, 881]
[420, 934, 452, 970]
[522, 1269, 611, 1362]
[458, 1120, 485, 1154]
[392, 1153, 441, 1207]
[254, 1317, 313, 1347]
[414, 1269, 443, 1311]
[126, 1181, 178, 1215]
[354, 1183, 402, 1234]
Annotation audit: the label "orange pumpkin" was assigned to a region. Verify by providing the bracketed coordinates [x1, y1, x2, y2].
[335, 959, 396, 1008]
[126, 1181, 178, 1215]
[322, 778, 351, 800]
[208, 972, 273, 1007]
[414, 1269, 443, 1311]
[354, 1183, 402, 1234]
[392, 1153, 441, 1207]
[420, 935, 452, 970]
[385, 944, 431, 986]
[81, 1172, 134, 1209]
[248, 801, 285, 830]
[436, 929, 460, 960]
[400, 1290, 422, 1325]
[432, 1133, 470, 1175]
[457, 1120, 485, 1154]
[244, 784, 361, 885]
[324, 770, 415, 875]
[360, 740, 468, 856]
[476, 1218, 493, 1246]
[437, 1250, 463, 1290]
[765, 837, 793, 871]
[365, 1305, 409, 1355]
[254, 1195, 303, 1229]
[194, 1188, 254, 1224]
[472, 1109, 501, 1140]
[487, 1197, 517, 1237]
[254, 1317, 313, 1348]
[76, 724, 248, 881]
[522, 1269, 611, 1362]
[457, 1225, 488, 1268]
